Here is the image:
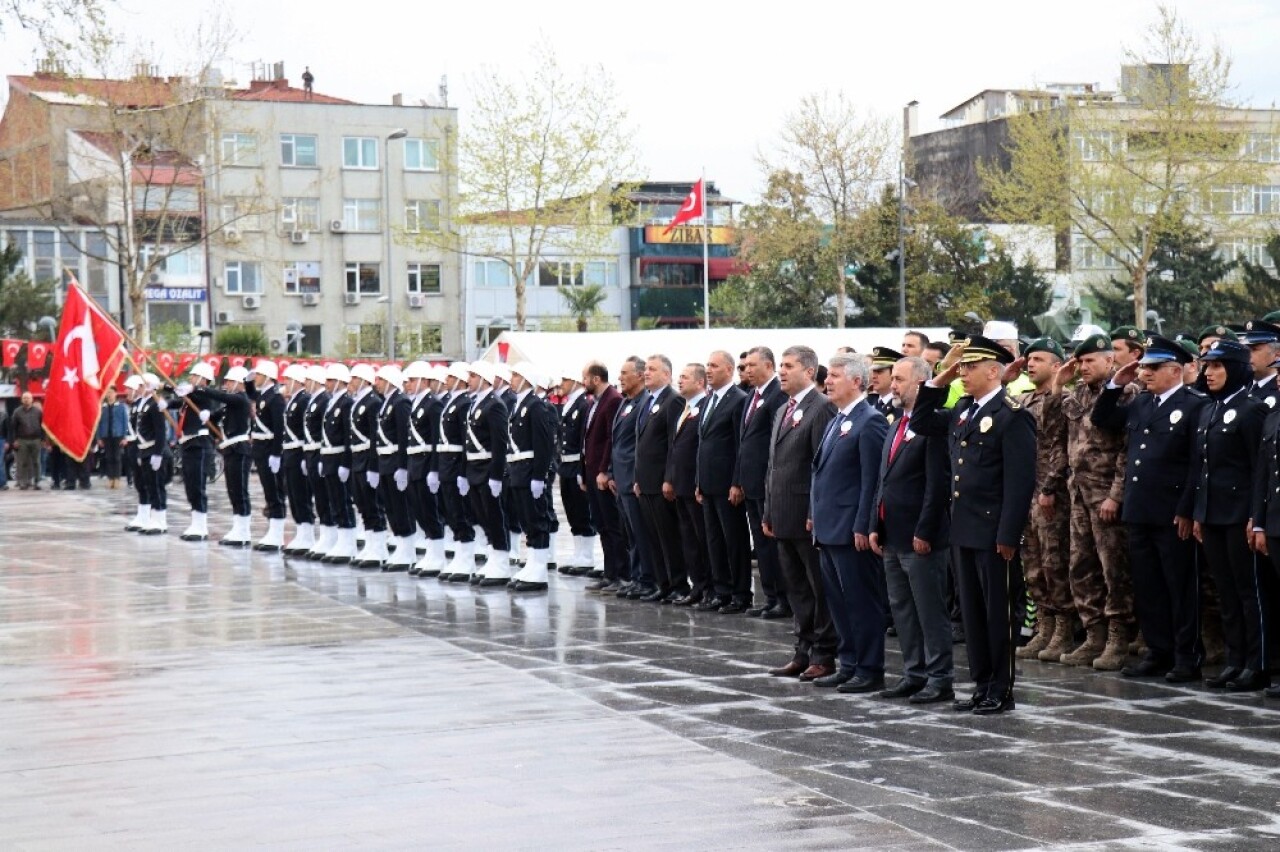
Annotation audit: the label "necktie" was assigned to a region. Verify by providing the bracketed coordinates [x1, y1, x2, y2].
[962, 402, 980, 424]
[744, 389, 762, 425]
[821, 411, 845, 456]
[781, 396, 797, 431]
[889, 413, 910, 461]
[700, 391, 719, 435]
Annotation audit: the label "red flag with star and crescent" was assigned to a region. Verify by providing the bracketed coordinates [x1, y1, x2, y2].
[43, 283, 127, 461]
[662, 179, 704, 235]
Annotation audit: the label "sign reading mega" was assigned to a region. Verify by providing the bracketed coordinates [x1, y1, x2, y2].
[145, 287, 208, 302]
[644, 225, 735, 245]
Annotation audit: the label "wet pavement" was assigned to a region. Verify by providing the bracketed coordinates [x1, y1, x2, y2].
[5, 486, 1280, 849]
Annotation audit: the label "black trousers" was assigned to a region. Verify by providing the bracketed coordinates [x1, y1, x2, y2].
[253, 449, 286, 520]
[439, 469, 475, 542]
[675, 494, 710, 597]
[325, 471, 355, 529]
[283, 449, 313, 525]
[952, 544, 1022, 702]
[102, 439, 123, 479]
[223, 450, 252, 516]
[131, 445, 151, 504]
[123, 443, 138, 487]
[181, 442, 211, 513]
[469, 482, 508, 551]
[1202, 522, 1265, 670]
[513, 485, 550, 548]
[1128, 522, 1201, 668]
[379, 475, 415, 537]
[351, 467, 386, 532]
[307, 452, 332, 526]
[560, 467, 595, 536]
[502, 485, 521, 535]
[639, 491, 686, 593]
[778, 536, 835, 665]
[746, 497, 784, 607]
[408, 473, 444, 539]
[703, 493, 751, 602]
[589, 484, 626, 581]
[148, 454, 171, 510]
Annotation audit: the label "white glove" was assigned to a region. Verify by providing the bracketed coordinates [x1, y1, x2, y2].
[576, 474, 583, 488]
[268, 455, 280, 474]
[488, 478, 502, 498]
[175, 383, 192, 397]
[150, 455, 162, 471]
[156, 398, 168, 411]
[456, 476, 470, 496]
[198, 409, 210, 423]
[531, 479, 545, 500]
[394, 469, 408, 491]
[427, 471, 440, 493]
[301, 457, 308, 474]
[338, 466, 349, 483]
[367, 470, 380, 489]
[318, 462, 325, 477]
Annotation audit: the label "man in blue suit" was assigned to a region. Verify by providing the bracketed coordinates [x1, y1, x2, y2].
[809, 353, 890, 691]
[605, 356, 655, 598]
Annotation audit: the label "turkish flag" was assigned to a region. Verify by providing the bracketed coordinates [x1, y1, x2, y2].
[277, 358, 292, 374]
[663, 179, 704, 235]
[1, 339, 22, 367]
[201, 354, 224, 375]
[228, 355, 248, 369]
[176, 353, 197, 376]
[154, 351, 176, 377]
[42, 283, 127, 461]
[27, 341, 50, 369]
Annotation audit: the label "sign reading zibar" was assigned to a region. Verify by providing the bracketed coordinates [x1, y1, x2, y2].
[644, 225, 735, 245]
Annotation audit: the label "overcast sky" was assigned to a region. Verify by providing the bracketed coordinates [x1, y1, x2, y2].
[4, 0, 1279, 203]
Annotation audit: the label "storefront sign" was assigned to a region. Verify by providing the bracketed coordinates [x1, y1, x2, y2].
[644, 225, 735, 245]
[145, 287, 208, 302]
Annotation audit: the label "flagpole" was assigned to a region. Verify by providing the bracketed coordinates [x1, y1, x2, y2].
[701, 169, 710, 330]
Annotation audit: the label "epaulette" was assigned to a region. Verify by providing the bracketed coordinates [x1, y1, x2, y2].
[1184, 387, 1207, 397]
[1007, 399, 1022, 410]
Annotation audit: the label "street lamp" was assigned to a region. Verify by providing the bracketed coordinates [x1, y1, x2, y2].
[1145, 309, 1164, 334]
[383, 128, 409, 358]
[897, 168, 917, 329]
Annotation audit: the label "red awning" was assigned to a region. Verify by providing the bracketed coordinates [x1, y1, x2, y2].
[638, 257, 745, 279]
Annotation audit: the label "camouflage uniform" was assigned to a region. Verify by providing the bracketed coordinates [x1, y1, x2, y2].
[1017, 387, 1073, 618]
[1061, 378, 1136, 629]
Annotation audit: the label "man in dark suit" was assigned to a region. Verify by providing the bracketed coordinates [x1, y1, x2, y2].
[606, 357, 655, 598]
[732, 346, 789, 617]
[634, 354, 688, 602]
[665, 363, 710, 605]
[910, 336, 1037, 715]
[870, 356, 954, 704]
[583, 362, 625, 592]
[764, 345, 838, 681]
[696, 350, 750, 612]
[810, 353, 889, 691]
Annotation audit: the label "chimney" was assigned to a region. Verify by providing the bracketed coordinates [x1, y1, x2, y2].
[392, 93, 403, 106]
[904, 100, 920, 140]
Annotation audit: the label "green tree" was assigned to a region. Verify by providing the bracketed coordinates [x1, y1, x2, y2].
[982, 249, 1055, 334]
[557, 283, 607, 332]
[1238, 235, 1280, 311]
[0, 243, 58, 337]
[214, 325, 269, 356]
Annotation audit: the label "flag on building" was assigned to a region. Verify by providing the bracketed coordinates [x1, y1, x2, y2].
[26, 340, 50, 369]
[663, 179, 705, 235]
[42, 283, 127, 461]
[1, 339, 21, 367]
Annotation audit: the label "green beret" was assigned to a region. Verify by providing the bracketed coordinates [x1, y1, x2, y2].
[1024, 337, 1065, 360]
[1110, 325, 1146, 345]
[1198, 324, 1230, 343]
[1176, 338, 1200, 359]
[1264, 310, 1280, 324]
[1073, 333, 1111, 357]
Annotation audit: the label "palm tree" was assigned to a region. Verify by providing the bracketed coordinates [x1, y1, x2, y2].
[557, 284, 607, 332]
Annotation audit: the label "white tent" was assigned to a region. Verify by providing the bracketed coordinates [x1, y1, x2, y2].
[479, 327, 952, 376]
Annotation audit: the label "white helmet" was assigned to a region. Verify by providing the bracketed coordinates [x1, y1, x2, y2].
[326, 363, 351, 383]
[402, 361, 432, 381]
[447, 361, 472, 383]
[305, 364, 328, 384]
[142, 372, 162, 389]
[189, 361, 216, 382]
[225, 366, 250, 384]
[511, 360, 541, 388]
[250, 358, 279, 381]
[350, 363, 377, 385]
[283, 364, 308, 384]
[376, 364, 404, 389]
[470, 361, 497, 385]
[427, 364, 448, 383]
[1070, 323, 1108, 342]
[493, 362, 512, 384]
[124, 374, 144, 390]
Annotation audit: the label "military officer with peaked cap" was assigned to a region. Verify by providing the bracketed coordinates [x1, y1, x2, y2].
[868, 347, 902, 416]
[909, 335, 1038, 715]
[1237, 319, 1280, 406]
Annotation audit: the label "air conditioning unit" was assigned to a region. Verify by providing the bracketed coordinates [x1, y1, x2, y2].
[270, 338, 284, 351]
[344, 292, 361, 306]
[407, 293, 425, 309]
[290, 230, 308, 244]
[215, 310, 234, 324]
[301, 292, 320, 307]
[329, 219, 345, 233]
[242, 294, 261, 310]
[148, 271, 164, 285]
[224, 227, 241, 243]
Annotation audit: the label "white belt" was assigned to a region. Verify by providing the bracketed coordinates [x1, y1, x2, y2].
[251, 431, 274, 440]
[219, 434, 250, 450]
[407, 446, 429, 455]
[350, 442, 371, 452]
[320, 446, 345, 455]
[282, 440, 303, 450]
[560, 453, 581, 462]
[376, 445, 400, 455]
[303, 442, 321, 452]
[436, 443, 463, 452]
[138, 439, 156, 450]
[179, 431, 209, 444]
[508, 450, 534, 462]
[123, 435, 138, 444]
[466, 450, 493, 461]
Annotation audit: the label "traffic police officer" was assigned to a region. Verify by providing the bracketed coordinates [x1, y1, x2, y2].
[176, 361, 217, 541]
[279, 364, 315, 555]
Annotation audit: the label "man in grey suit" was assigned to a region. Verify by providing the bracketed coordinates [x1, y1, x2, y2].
[763, 345, 838, 681]
[605, 356, 655, 598]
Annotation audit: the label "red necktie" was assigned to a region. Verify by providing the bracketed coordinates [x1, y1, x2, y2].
[889, 413, 910, 461]
[744, 389, 762, 425]
[781, 396, 797, 430]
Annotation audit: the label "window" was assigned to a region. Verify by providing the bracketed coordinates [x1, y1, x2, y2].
[1247, 133, 1280, 163]
[222, 198, 263, 232]
[405, 199, 441, 233]
[33, 229, 55, 283]
[134, 185, 200, 213]
[346, 323, 384, 356]
[84, 232, 108, 299]
[1071, 130, 1117, 162]
[225, 261, 263, 294]
[407, 262, 441, 294]
[538, 260, 584, 287]
[280, 133, 318, 167]
[1254, 185, 1280, 215]
[342, 199, 380, 232]
[342, 136, 378, 169]
[400, 323, 443, 356]
[163, 246, 204, 277]
[404, 138, 439, 171]
[1071, 240, 1122, 270]
[1203, 185, 1249, 216]
[473, 259, 512, 288]
[284, 261, 321, 295]
[345, 262, 380, 295]
[583, 260, 619, 287]
[298, 324, 323, 355]
[281, 197, 321, 231]
[220, 132, 259, 166]
[146, 303, 205, 345]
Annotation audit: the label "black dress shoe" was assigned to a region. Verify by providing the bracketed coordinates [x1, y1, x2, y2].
[813, 671, 854, 688]
[718, 601, 749, 615]
[672, 593, 701, 607]
[639, 588, 666, 603]
[768, 659, 808, 678]
[585, 579, 611, 592]
[661, 589, 686, 604]
[1205, 666, 1243, 688]
[952, 693, 983, 712]
[613, 582, 635, 597]
[1164, 665, 1202, 684]
[973, 695, 1016, 715]
[745, 604, 769, 617]
[836, 674, 886, 694]
[510, 580, 548, 593]
[625, 585, 655, 601]
[761, 604, 792, 620]
[1226, 669, 1270, 692]
[909, 684, 955, 704]
[1122, 657, 1173, 678]
[951, 622, 966, 644]
[696, 596, 728, 612]
[878, 678, 926, 699]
